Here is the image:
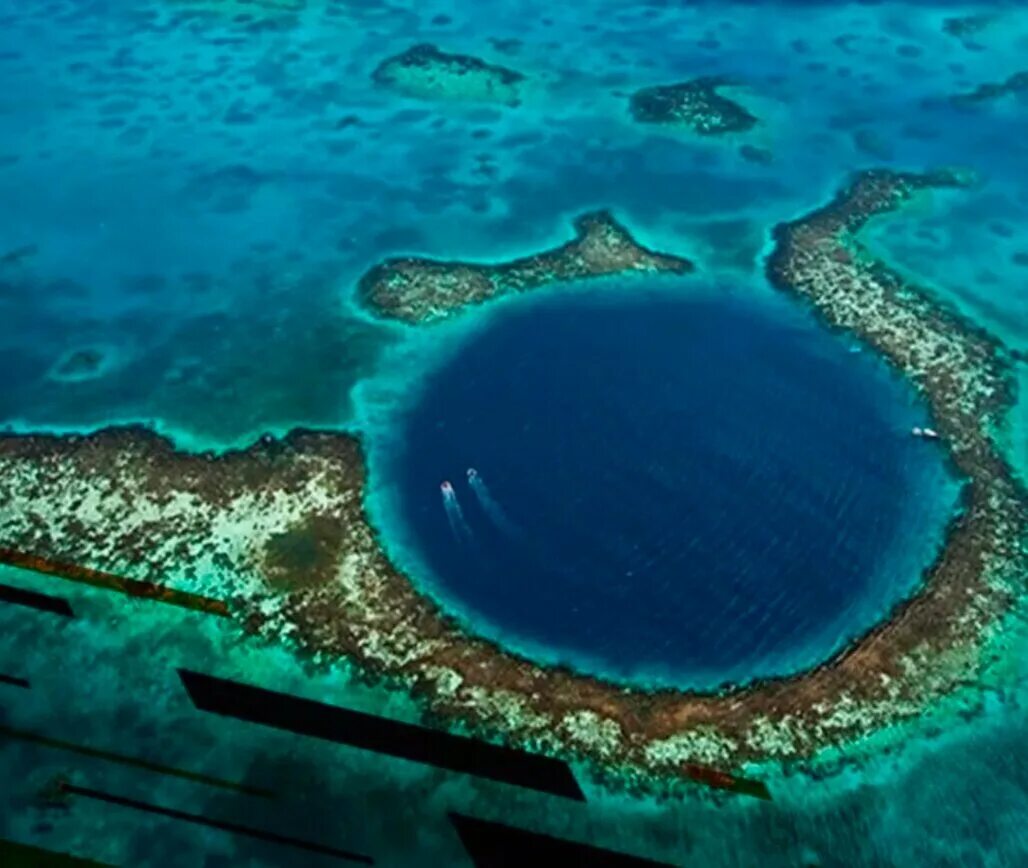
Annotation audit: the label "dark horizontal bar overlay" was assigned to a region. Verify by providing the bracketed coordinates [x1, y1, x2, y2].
[0, 581, 74, 617]
[0, 548, 230, 617]
[0, 724, 273, 798]
[178, 669, 585, 801]
[60, 782, 372, 864]
[0, 673, 30, 689]
[0, 836, 113, 867]
[449, 813, 678, 868]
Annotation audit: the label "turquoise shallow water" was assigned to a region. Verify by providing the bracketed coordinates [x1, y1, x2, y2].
[0, 0, 1027, 865]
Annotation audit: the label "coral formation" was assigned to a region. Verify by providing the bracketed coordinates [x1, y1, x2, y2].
[629, 78, 757, 134]
[372, 44, 525, 106]
[358, 211, 694, 324]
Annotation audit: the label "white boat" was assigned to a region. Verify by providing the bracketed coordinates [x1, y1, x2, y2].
[911, 427, 940, 440]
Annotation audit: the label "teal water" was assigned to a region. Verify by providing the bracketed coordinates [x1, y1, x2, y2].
[1, 1, 1027, 865]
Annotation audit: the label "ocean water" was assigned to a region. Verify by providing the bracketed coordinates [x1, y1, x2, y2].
[0, 0, 1027, 866]
[372, 282, 958, 689]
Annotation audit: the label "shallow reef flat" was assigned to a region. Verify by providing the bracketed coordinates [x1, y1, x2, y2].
[372, 44, 525, 106]
[1, 169, 1024, 785]
[0, 428, 372, 600]
[629, 78, 758, 135]
[358, 210, 695, 324]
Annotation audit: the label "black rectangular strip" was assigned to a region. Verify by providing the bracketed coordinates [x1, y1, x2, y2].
[60, 782, 372, 864]
[0, 582, 74, 617]
[0, 673, 30, 689]
[449, 813, 678, 868]
[178, 669, 585, 802]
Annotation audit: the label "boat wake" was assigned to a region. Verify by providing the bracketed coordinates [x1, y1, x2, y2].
[440, 481, 472, 541]
[467, 468, 520, 536]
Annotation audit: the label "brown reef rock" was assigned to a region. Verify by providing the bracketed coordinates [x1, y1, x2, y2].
[358, 211, 695, 324]
[372, 44, 525, 106]
[629, 78, 758, 135]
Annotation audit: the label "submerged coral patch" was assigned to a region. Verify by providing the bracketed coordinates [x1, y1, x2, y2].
[262, 514, 348, 590]
[629, 78, 757, 134]
[372, 44, 526, 106]
[942, 14, 994, 40]
[951, 71, 1028, 106]
[47, 346, 116, 383]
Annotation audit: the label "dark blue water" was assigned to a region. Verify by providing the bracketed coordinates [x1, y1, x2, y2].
[381, 284, 956, 688]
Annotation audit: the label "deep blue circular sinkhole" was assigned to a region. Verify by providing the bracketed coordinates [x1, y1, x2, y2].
[375, 283, 957, 688]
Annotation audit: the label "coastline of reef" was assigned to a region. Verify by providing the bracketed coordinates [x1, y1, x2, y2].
[1, 172, 1025, 783]
[358, 210, 695, 324]
[629, 78, 758, 135]
[372, 44, 526, 106]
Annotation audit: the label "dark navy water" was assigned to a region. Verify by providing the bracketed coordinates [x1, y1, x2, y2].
[381, 284, 957, 687]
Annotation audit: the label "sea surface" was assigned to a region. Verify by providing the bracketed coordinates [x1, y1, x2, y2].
[0, 1, 1027, 866]
[370, 281, 958, 689]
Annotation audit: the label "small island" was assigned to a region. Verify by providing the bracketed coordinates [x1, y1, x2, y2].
[629, 77, 757, 134]
[372, 44, 525, 106]
[358, 210, 695, 324]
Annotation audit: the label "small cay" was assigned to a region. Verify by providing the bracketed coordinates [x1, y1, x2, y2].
[372, 43, 526, 106]
[629, 77, 758, 134]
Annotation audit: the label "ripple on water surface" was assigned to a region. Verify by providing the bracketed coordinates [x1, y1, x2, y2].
[371, 281, 960, 689]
